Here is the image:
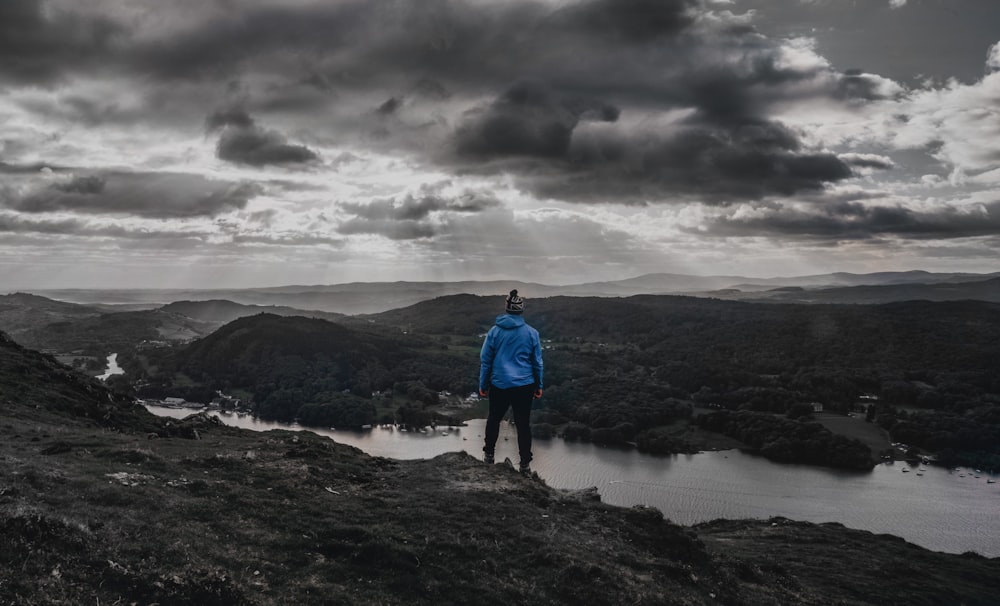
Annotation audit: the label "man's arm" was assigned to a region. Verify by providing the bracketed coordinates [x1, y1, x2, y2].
[532, 330, 543, 398]
[479, 329, 495, 396]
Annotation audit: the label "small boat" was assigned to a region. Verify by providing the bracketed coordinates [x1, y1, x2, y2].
[902, 468, 910, 473]
[988, 479, 996, 484]
[916, 473, 923, 476]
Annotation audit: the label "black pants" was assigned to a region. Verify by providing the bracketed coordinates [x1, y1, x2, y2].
[484, 383, 534, 465]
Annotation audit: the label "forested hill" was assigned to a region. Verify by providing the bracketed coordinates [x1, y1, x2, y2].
[146, 313, 463, 424]
[174, 313, 405, 376]
[369, 295, 1000, 373]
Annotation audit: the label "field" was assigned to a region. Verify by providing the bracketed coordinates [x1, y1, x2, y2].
[814, 413, 892, 457]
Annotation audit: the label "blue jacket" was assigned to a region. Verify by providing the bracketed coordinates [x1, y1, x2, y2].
[479, 314, 543, 391]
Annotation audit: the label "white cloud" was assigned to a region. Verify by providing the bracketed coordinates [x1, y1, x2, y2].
[988, 42, 1000, 72]
[889, 0, 908, 9]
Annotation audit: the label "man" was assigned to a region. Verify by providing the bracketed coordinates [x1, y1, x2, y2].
[479, 289, 543, 473]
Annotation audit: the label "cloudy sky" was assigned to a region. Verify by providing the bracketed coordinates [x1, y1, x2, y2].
[2, 0, 999, 288]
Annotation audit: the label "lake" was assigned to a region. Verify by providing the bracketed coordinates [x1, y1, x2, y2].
[146, 405, 1000, 557]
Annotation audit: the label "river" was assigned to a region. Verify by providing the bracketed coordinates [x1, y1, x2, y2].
[146, 405, 1000, 557]
[98, 353, 124, 381]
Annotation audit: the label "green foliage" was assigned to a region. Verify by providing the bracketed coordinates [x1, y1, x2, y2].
[395, 404, 435, 429]
[296, 395, 376, 428]
[590, 423, 635, 446]
[561, 422, 592, 442]
[697, 411, 874, 470]
[543, 372, 691, 429]
[635, 426, 699, 455]
[879, 404, 1000, 468]
[531, 422, 556, 439]
[141, 314, 473, 422]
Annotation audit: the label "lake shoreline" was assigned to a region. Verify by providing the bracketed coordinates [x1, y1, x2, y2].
[146, 405, 1000, 557]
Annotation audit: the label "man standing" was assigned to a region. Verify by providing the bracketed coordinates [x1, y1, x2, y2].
[479, 289, 543, 473]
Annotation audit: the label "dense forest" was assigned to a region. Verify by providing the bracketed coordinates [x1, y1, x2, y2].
[132, 314, 474, 429]
[695, 410, 874, 470]
[369, 295, 1000, 467]
[101, 294, 1000, 470]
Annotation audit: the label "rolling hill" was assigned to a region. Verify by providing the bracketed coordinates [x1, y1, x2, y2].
[159, 299, 345, 325]
[27, 270, 1000, 314]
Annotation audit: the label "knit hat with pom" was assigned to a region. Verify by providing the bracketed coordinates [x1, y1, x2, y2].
[504, 289, 524, 314]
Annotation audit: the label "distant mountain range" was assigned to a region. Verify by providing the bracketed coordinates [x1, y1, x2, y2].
[21, 270, 1000, 315]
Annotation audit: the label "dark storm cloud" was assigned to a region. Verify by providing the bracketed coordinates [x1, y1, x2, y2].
[0, 212, 202, 240]
[7, 0, 894, 203]
[448, 75, 860, 202]
[377, 97, 403, 116]
[699, 200, 1000, 240]
[216, 127, 318, 166]
[337, 192, 500, 239]
[3, 171, 261, 218]
[53, 175, 105, 195]
[337, 219, 437, 240]
[509, 114, 854, 203]
[205, 108, 318, 166]
[455, 81, 619, 159]
[546, 0, 698, 43]
[0, 0, 123, 83]
[436, 6, 860, 202]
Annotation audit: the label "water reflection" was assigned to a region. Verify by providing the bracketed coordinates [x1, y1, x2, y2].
[146, 405, 1000, 556]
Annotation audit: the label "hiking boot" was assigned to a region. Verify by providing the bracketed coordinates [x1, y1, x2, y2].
[483, 452, 494, 465]
[518, 461, 531, 474]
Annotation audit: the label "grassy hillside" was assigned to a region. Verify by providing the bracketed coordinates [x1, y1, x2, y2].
[0, 331, 149, 429]
[0, 293, 100, 344]
[2, 332, 999, 605]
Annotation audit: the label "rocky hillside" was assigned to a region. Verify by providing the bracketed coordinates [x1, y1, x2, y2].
[1, 333, 999, 605]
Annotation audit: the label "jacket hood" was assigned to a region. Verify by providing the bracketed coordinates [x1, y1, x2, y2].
[495, 313, 525, 329]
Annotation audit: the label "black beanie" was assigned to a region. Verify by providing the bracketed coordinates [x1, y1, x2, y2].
[505, 289, 524, 314]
